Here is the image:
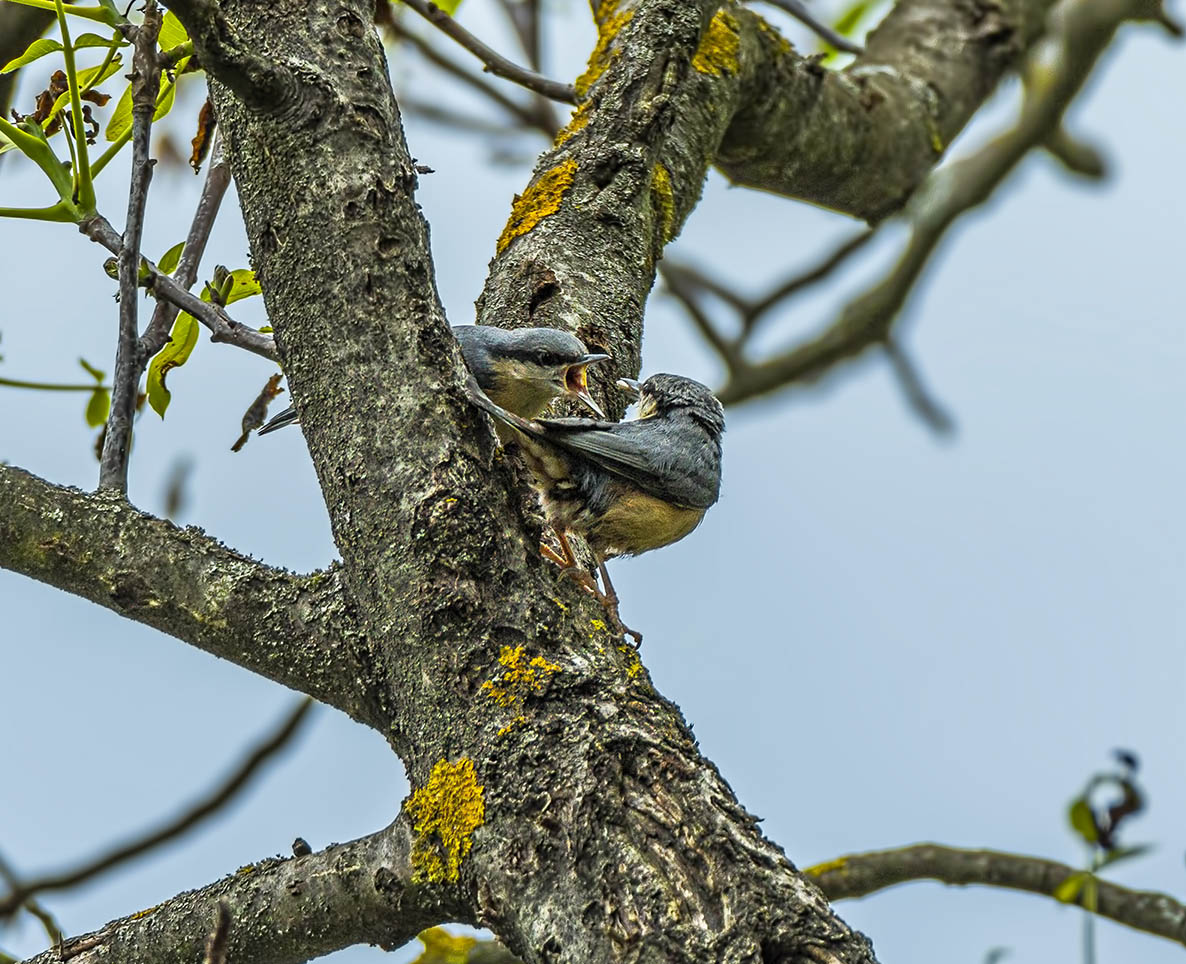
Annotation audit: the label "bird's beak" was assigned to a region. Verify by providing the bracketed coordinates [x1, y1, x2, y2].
[615, 378, 641, 399]
[565, 358, 609, 418]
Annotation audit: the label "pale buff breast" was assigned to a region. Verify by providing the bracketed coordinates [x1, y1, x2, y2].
[588, 490, 706, 559]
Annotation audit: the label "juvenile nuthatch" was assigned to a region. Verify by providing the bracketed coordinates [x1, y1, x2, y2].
[466, 372, 725, 641]
[257, 325, 609, 435]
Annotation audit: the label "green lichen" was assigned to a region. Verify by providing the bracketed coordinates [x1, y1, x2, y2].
[406, 758, 486, 883]
[651, 162, 676, 243]
[496, 158, 578, 254]
[692, 9, 740, 77]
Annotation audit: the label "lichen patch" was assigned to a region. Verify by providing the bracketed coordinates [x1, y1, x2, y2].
[406, 758, 486, 883]
[692, 9, 741, 77]
[496, 158, 578, 254]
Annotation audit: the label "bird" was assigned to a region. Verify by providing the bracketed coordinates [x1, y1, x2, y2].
[466, 372, 725, 642]
[257, 325, 610, 435]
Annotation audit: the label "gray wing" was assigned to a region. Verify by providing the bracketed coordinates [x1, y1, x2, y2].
[540, 418, 720, 509]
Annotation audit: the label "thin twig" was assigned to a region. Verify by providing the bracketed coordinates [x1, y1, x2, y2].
[99, 2, 161, 492]
[400, 0, 576, 104]
[79, 215, 278, 361]
[883, 338, 955, 436]
[0, 699, 313, 917]
[808, 842, 1186, 949]
[756, 0, 864, 54]
[393, 23, 553, 134]
[140, 131, 231, 358]
[658, 264, 741, 368]
[0, 852, 62, 948]
[746, 229, 876, 328]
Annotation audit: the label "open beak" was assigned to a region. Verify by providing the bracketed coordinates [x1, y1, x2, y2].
[565, 354, 610, 418]
[615, 377, 641, 399]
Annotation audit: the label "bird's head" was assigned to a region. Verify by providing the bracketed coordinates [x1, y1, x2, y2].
[494, 328, 609, 417]
[616, 374, 725, 436]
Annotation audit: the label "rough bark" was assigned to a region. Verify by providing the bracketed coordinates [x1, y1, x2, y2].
[19, 822, 458, 964]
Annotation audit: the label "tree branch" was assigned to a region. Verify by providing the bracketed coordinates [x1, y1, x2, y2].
[400, 0, 576, 104]
[0, 699, 313, 918]
[717, 0, 1175, 406]
[140, 132, 231, 358]
[18, 824, 454, 964]
[755, 0, 864, 54]
[809, 843, 1186, 949]
[99, 3, 162, 493]
[79, 214, 278, 361]
[0, 464, 376, 726]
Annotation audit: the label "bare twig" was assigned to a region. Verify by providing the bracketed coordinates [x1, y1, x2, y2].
[79, 215, 278, 361]
[141, 131, 231, 358]
[400, 0, 576, 104]
[717, 0, 1174, 408]
[883, 338, 955, 435]
[746, 229, 876, 328]
[0, 852, 62, 948]
[756, 0, 864, 54]
[203, 903, 231, 964]
[393, 23, 554, 134]
[808, 843, 1186, 949]
[0, 698, 313, 918]
[99, 2, 161, 492]
[658, 264, 741, 369]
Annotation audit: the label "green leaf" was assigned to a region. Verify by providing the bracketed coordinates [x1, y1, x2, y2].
[105, 69, 178, 143]
[78, 357, 105, 381]
[73, 32, 125, 49]
[222, 268, 262, 305]
[158, 241, 185, 275]
[146, 311, 199, 417]
[1, 38, 64, 75]
[1096, 843, 1153, 869]
[832, 0, 872, 37]
[1053, 871, 1088, 904]
[1068, 797, 1098, 845]
[258, 326, 273, 333]
[85, 386, 110, 426]
[158, 10, 189, 53]
[435, 0, 463, 13]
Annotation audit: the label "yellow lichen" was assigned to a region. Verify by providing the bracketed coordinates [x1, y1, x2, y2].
[692, 9, 740, 77]
[128, 904, 160, 921]
[617, 643, 643, 680]
[755, 15, 791, 55]
[496, 158, 578, 254]
[554, 101, 591, 147]
[651, 162, 675, 243]
[481, 644, 562, 707]
[406, 758, 486, 883]
[804, 856, 849, 877]
[574, 5, 634, 98]
[413, 927, 477, 964]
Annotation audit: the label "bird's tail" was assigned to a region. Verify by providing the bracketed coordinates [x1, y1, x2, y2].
[257, 405, 300, 436]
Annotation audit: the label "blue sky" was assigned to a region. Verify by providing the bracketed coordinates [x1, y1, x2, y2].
[1, 5, 1183, 963]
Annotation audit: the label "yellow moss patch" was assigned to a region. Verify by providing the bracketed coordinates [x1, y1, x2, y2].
[481, 644, 562, 707]
[651, 162, 675, 243]
[575, 5, 634, 98]
[554, 101, 591, 147]
[804, 856, 848, 877]
[406, 758, 486, 883]
[692, 9, 740, 77]
[496, 158, 578, 255]
[617, 643, 643, 679]
[413, 927, 477, 964]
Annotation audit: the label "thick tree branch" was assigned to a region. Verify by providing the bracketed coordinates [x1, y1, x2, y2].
[400, 0, 576, 104]
[100, 4, 162, 493]
[0, 699, 312, 918]
[717, 0, 1174, 406]
[809, 843, 1186, 949]
[80, 214, 278, 361]
[0, 464, 375, 726]
[19, 823, 455, 964]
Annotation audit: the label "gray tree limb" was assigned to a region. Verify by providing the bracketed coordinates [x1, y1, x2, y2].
[18, 823, 455, 964]
[0, 464, 375, 727]
[809, 843, 1186, 949]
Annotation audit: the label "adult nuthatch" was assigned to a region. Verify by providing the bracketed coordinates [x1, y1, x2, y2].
[466, 372, 725, 641]
[257, 325, 609, 435]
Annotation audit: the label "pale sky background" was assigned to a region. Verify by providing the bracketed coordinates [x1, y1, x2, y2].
[1, 4, 1183, 964]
